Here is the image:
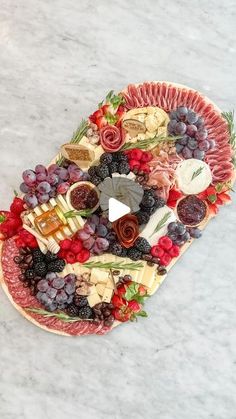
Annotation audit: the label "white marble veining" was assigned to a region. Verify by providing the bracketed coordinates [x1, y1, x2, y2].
[0, 1, 236, 418]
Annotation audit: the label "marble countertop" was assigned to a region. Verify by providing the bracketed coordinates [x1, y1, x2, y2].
[0, 1, 236, 418]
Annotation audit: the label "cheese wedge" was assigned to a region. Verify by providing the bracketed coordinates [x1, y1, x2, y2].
[96, 283, 106, 296]
[102, 287, 113, 303]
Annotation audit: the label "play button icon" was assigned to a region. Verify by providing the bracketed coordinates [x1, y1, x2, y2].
[108, 198, 130, 222]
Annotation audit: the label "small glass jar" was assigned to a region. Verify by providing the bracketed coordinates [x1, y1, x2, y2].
[35, 206, 67, 237]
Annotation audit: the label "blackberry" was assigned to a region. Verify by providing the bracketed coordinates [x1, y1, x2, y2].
[88, 166, 97, 177]
[45, 251, 57, 263]
[47, 259, 65, 273]
[66, 303, 79, 317]
[134, 237, 151, 254]
[109, 162, 118, 174]
[141, 195, 155, 208]
[32, 248, 44, 263]
[74, 295, 88, 307]
[120, 247, 128, 257]
[143, 189, 155, 198]
[119, 162, 130, 175]
[127, 248, 142, 261]
[100, 153, 113, 164]
[154, 197, 166, 209]
[90, 175, 102, 186]
[109, 242, 123, 256]
[113, 152, 128, 162]
[141, 205, 156, 216]
[25, 269, 35, 280]
[96, 164, 110, 180]
[78, 305, 94, 319]
[33, 262, 47, 277]
[136, 211, 150, 225]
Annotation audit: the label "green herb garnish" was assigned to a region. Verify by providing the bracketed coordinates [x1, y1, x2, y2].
[222, 110, 236, 167]
[98, 90, 125, 110]
[64, 209, 93, 219]
[57, 119, 89, 166]
[105, 112, 118, 125]
[149, 211, 172, 238]
[83, 261, 143, 271]
[26, 308, 93, 322]
[191, 166, 204, 181]
[121, 134, 179, 151]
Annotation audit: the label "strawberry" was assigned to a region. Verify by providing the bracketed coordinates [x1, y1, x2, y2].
[116, 284, 127, 298]
[89, 109, 103, 124]
[168, 244, 180, 258]
[127, 300, 142, 313]
[151, 245, 164, 258]
[96, 115, 107, 130]
[158, 236, 173, 251]
[60, 239, 72, 250]
[10, 197, 25, 215]
[159, 253, 172, 266]
[70, 240, 83, 255]
[76, 249, 90, 263]
[65, 251, 76, 264]
[113, 307, 131, 322]
[101, 104, 110, 114]
[167, 188, 183, 207]
[112, 294, 126, 308]
[130, 148, 143, 161]
[138, 284, 147, 296]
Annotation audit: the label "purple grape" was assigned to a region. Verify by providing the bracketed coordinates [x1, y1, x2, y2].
[36, 172, 47, 182]
[83, 237, 95, 250]
[167, 120, 177, 134]
[46, 272, 57, 280]
[208, 139, 216, 150]
[182, 147, 193, 159]
[77, 230, 91, 241]
[106, 232, 117, 243]
[96, 237, 109, 251]
[92, 242, 103, 255]
[186, 124, 197, 137]
[193, 149, 205, 160]
[186, 111, 198, 124]
[47, 303, 57, 312]
[195, 129, 208, 141]
[38, 193, 50, 204]
[46, 287, 57, 299]
[175, 222, 186, 235]
[188, 227, 202, 239]
[195, 117, 204, 128]
[69, 169, 83, 183]
[57, 182, 70, 194]
[56, 290, 68, 304]
[22, 169, 36, 187]
[178, 136, 188, 146]
[49, 187, 57, 198]
[48, 164, 59, 175]
[64, 274, 76, 284]
[167, 222, 178, 233]
[20, 182, 30, 193]
[65, 283, 76, 295]
[175, 122, 187, 135]
[181, 231, 191, 242]
[52, 277, 65, 290]
[90, 214, 100, 225]
[68, 164, 79, 173]
[37, 279, 49, 292]
[99, 216, 109, 226]
[23, 193, 38, 208]
[47, 173, 59, 186]
[169, 110, 178, 120]
[187, 138, 198, 150]
[84, 222, 96, 235]
[67, 295, 74, 305]
[37, 181, 51, 194]
[35, 164, 47, 174]
[96, 224, 108, 237]
[176, 106, 188, 119]
[198, 140, 210, 152]
[55, 167, 69, 181]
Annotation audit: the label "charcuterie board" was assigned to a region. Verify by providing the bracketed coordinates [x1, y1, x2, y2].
[0, 81, 235, 336]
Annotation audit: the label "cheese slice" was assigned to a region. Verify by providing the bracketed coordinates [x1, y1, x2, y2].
[87, 293, 102, 307]
[102, 288, 113, 303]
[140, 206, 176, 246]
[140, 263, 156, 288]
[96, 283, 106, 296]
[90, 268, 109, 284]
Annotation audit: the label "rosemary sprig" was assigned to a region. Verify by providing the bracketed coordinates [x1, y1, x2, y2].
[64, 209, 93, 219]
[191, 166, 204, 181]
[26, 308, 93, 322]
[83, 261, 143, 271]
[57, 119, 89, 166]
[222, 111, 236, 167]
[121, 134, 179, 151]
[149, 211, 172, 238]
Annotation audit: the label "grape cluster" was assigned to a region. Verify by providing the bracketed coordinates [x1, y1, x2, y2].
[20, 163, 84, 208]
[167, 221, 191, 246]
[77, 214, 111, 255]
[88, 152, 130, 186]
[167, 107, 215, 161]
[36, 273, 76, 312]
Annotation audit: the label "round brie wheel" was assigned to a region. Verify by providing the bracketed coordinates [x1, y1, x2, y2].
[176, 159, 212, 195]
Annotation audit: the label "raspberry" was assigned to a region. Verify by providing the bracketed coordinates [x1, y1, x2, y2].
[65, 251, 76, 264]
[158, 236, 173, 250]
[139, 163, 151, 173]
[70, 240, 83, 255]
[60, 239, 72, 250]
[130, 148, 143, 161]
[76, 249, 90, 263]
[58, 249, 66, 259]
[151, 246, 164, 258]
[141, 151, 153, 163]
[168, 244, 180, 258]
[129, 159, 140, 171]
[159, 253, 172, 266]
[15, 237, 25, 248]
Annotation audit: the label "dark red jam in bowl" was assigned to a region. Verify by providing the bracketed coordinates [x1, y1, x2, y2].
[177, 195, 207, 226]
[70, 185, 98, 210]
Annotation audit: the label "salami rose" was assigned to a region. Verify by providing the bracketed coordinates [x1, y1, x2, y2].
[100, 125, 125, 152]
[113, 214, 139, 248]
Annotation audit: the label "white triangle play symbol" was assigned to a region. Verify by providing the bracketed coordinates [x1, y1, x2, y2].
[108, 198, 131, 222]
